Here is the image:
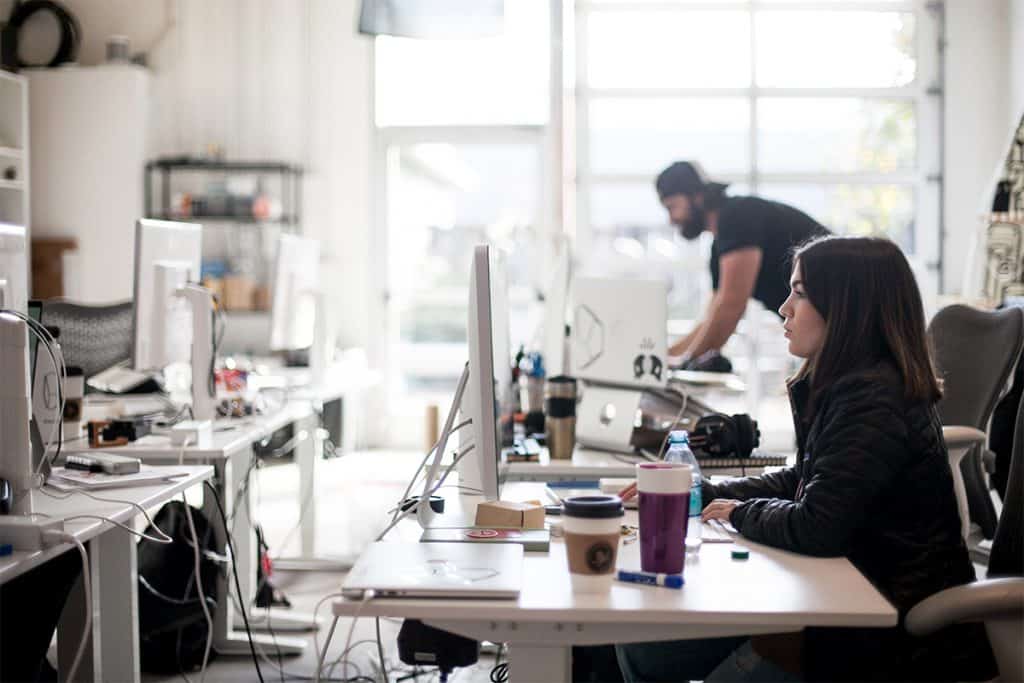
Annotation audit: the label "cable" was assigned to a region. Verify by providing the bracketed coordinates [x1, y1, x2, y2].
[43, 532, 90, 683]
[375, 443, 475, 542]
[316, 616, 340, 683]
[654, 390, 690, 460]
[59, 514, 173, 544]
[375, 618, 386, 683]
[37, 486, 175, 544]
[390, 419, 472, 526]
[203, 479, 266, 683]
[182, 491, 214, 683]
[316, 591, 375, 683]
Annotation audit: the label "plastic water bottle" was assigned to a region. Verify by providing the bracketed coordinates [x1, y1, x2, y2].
[664, 431, 703, 552]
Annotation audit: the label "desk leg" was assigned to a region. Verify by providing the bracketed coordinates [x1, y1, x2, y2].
[509, 644, 571, 683]
[211, 453, 307, 656]
[58, 531, 140, 683]
[296, 412, 319, 558]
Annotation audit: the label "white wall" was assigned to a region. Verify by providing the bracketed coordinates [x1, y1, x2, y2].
[1011, 0, 1024, 123]
[943, 0, 1012, 294]
[57, 0, 374, 349]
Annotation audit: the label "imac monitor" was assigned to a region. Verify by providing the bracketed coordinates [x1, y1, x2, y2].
[462, 244, 512, 501]
[132, 219, 202, 371]
[269, 234, 320, 352]
[572, 277, 668, 388]
[0, 223, 28, 314]
[542, 241, 570, 378]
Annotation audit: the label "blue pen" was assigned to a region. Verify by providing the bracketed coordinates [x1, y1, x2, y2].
[616, 569, 684, 589]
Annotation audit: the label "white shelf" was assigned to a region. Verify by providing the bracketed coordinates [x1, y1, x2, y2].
[0, 146, 23, 159]
[0, 179, 25, 190]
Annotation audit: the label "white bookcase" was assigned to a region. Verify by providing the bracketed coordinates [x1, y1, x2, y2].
[0, 69, 30, 230]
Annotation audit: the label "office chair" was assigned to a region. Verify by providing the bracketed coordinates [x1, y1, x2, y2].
[906, 393, 1024, 682]
[39, 300, 134, 379]
[928, 305, 1024, 540]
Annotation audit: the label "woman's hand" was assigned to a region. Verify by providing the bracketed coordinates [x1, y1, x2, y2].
[618, 481, 638, 502]
[701, 498, 741, 523]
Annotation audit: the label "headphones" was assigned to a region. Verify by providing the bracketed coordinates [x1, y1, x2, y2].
[691, 413, 760, 459]
[633, 354, 663, 381]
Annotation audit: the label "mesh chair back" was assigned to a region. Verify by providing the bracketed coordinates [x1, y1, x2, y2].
[989, 394, 1024, 577]
[929, 305, 1024, 429]
[40, 300, 134, 379]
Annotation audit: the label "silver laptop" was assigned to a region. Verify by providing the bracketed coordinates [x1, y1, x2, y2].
[341, 542, 523, 600]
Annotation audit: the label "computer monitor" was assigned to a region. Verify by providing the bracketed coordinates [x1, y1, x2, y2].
[269, 234, 320, 352]
[132, 218, 202, 371]
[460, 244, 512, 500]
[0, 223, 28, 314]
[542, 240, 571, 378]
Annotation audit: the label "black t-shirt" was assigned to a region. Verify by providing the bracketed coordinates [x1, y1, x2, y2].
[710, 196, 830, 315]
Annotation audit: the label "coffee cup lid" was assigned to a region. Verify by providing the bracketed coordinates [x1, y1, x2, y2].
[562, 494, 624, 519]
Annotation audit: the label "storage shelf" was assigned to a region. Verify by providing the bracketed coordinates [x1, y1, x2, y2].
[0, 147, 24, 159]
[150, 213, 298, 224]
[0, 179, 25, 190]
[147, 159, 302, 174]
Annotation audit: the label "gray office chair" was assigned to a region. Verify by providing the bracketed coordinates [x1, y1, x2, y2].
[39, 300, 134, 379]
[928, 305, 1024, 539]
[906, 393, 1024, 681]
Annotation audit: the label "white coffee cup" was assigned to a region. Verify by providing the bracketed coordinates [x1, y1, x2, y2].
[561, 495, 624, 593]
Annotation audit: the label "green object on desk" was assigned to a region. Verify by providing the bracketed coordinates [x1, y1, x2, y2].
[732, 546, 750, 560]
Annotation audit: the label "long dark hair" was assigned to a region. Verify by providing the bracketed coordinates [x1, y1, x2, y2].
[788, 236, 942, 413]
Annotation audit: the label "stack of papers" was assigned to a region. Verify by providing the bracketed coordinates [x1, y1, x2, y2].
[47, 465, 191, 491]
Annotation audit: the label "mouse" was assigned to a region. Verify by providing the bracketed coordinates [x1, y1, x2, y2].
[0, 478, 12, 515]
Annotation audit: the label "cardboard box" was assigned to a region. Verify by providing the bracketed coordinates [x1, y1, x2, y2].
[474, 500, 545, 530]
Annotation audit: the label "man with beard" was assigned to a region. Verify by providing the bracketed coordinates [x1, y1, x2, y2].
[657, 161, 829, 368]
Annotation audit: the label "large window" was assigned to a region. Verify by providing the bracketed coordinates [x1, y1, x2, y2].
[574, 0, 941, 319]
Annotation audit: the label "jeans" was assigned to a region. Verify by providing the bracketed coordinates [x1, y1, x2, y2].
[616, 637, 803, 683]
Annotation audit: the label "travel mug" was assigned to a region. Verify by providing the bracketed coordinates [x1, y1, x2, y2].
[637, 462, 691, 575]
[545, 375, 576, 459]
[562, 495, 625, 593]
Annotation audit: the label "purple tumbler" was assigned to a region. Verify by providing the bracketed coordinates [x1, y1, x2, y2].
[636, 462, 692, 575]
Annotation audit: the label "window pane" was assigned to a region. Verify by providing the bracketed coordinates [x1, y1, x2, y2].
[756, 12, 915, 87]
[388, 143, 539, 348]
[758, 99, 915, 173]
[589, 98, 750, 175]
[758, 184, 915, 251]
[586, 11, 750, 88]
[375, 1, 549, 126]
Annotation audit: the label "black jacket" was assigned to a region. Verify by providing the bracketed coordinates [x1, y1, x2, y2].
[703, 363, 996, 682]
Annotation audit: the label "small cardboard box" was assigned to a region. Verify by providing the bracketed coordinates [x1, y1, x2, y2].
[474, 500, 546, 530]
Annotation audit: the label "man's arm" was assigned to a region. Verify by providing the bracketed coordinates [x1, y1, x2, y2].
[682, 247, 761, 360]
[669, 319, 706, 356]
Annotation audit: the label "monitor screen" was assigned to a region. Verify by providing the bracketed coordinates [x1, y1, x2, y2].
[269, 234, 320, 352]
[132, 219, 202, 371]
[0, 223, 28, 315]
[462, 244, 512, 500]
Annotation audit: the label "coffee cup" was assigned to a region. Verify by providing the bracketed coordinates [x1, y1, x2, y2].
[562, 494, 624, 593]
[545, 375, 577, 460]
[637, 462, 691, 575]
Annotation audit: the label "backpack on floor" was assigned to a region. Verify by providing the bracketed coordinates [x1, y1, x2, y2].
[137, 500, 222, 674]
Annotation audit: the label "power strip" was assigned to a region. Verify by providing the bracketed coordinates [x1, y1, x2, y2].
[0, 516, 66, 551]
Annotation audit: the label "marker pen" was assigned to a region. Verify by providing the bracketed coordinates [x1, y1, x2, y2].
[616, 569, 684, 589]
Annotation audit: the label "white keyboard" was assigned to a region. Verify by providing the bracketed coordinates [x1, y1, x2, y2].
[702, 519, 736, 543]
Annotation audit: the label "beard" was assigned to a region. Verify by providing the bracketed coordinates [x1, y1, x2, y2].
[678, 206, 706, 240]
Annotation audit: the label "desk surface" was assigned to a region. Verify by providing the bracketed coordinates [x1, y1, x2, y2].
[333, 483, 897, 632]
[0, 465, 214, 585]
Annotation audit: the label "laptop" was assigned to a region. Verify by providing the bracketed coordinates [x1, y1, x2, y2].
[572, 277, 668, 388]
[341, 542, 524, 600]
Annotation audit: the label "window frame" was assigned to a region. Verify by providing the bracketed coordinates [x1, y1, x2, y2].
[573, 0, 943, 291]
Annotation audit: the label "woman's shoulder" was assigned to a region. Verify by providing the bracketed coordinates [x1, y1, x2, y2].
[823, 362, 931, 416]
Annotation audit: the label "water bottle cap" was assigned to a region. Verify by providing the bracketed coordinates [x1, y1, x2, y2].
[668, 430, 689, 444]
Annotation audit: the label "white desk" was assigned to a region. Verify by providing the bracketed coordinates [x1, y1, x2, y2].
[67, 401, 322, 655]
[333, 483, 897, 683]
[0, 466, 213, 683]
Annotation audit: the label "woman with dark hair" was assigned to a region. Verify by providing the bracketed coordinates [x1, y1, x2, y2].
[616, 236, 995, 682]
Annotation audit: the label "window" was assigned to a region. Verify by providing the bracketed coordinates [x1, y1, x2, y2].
[372, 1, 552, 445]
[574, 0, 941, 318]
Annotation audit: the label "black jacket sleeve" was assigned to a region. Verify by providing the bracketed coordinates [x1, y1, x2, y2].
[702, 466, 800, 506]
[729, 377, 910, 556]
